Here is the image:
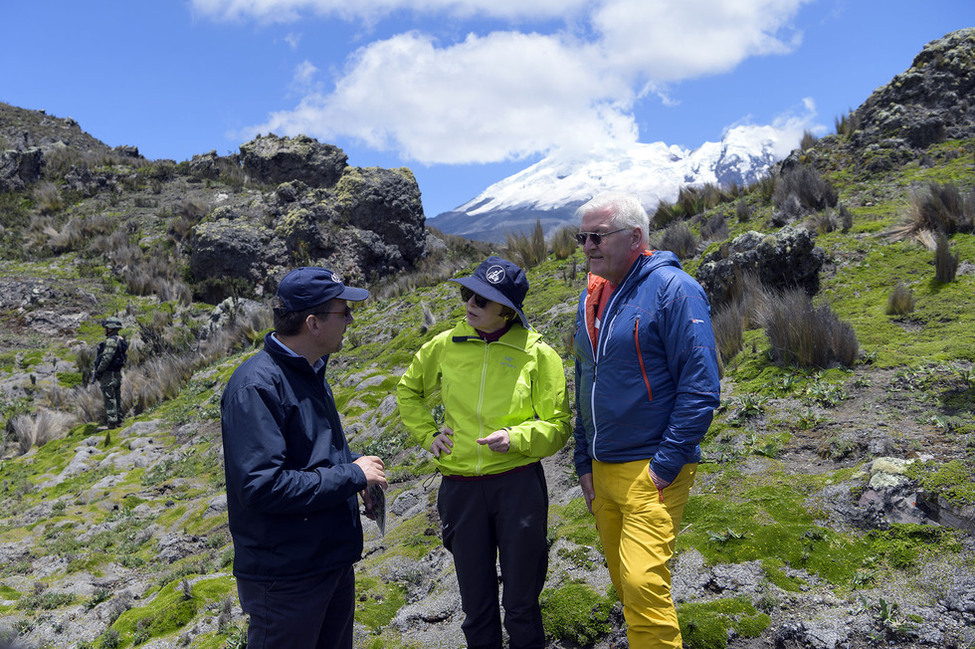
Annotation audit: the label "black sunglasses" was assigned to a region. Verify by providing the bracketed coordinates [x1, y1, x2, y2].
[575, 227, 628, 246]
[460, 287, 490, 308]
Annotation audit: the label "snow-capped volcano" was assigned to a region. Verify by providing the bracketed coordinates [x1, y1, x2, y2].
[430, 127, 792, 242]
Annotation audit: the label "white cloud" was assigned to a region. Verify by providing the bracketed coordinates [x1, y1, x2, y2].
[722, 96, 819, 159]
[592, 0, 809, 80]
[225, 0, 813, 164]
[292, 60, 318, 88]
[245, 31, 636, 163]
[192, 0, 587, 23]
[284, 32, 301, 49]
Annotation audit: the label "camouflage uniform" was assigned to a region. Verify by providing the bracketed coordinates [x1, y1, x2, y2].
[94, 317, 126, 428]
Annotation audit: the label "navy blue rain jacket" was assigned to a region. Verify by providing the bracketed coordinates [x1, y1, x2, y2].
[573, 251, 721, 483]
[220, 333, 366, 581]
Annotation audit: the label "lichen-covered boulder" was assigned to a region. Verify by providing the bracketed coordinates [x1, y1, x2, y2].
[189, 220, 268, 285]
[240, 134, 348, 188]
[696, 225, 825, 308]
[334, 166, 426, 263]
[0, 147, 43, 192]
[854, 28, 975, 149]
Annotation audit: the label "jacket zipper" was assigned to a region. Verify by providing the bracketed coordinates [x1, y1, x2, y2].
[634, 317, 652, 402]
[475, 343, 489, 475]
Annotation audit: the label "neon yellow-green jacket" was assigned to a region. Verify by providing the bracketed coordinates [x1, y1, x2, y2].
[397, 320, 572, 477]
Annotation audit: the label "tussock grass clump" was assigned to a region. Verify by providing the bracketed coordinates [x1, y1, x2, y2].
[800, 130, 818, 151]
[834, 110, 862, 136]
[760, 289, 858, 369]
[550, 224, 577, 260]
[33, 180, 64, 215]
[736, 199, 752, 222]
[709, 272, 767, 366]
[886, 283, 916, 316]
[892, 182, 974, 242]
[505, 220, 547, 269]
[651, 222, 699, 260]
[12, 408, 78, 454]
[772, 165, 838, 222]
[934, 233, 958, 283]
[700, 214, 728, 242]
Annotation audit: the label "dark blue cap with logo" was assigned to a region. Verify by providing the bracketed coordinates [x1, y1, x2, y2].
[275, 267, 369, 312]
[451, 256, 531, 328]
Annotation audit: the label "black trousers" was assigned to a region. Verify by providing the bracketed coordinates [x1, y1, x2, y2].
[438, 462, 549, 649]
[236, 564, 355, 649]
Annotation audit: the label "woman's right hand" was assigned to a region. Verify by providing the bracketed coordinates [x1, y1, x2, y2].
[431, 427, 454, 457]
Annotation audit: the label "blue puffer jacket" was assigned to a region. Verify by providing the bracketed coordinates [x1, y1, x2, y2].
[220, 333, 366, 581]
[573, 251, 721, 483]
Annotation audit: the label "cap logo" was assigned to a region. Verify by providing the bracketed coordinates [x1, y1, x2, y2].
[329, 271, 343, 283]
[485, 265, 506, 284]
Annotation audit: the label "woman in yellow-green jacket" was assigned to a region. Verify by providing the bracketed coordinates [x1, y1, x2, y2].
[396, 256, 571, 649]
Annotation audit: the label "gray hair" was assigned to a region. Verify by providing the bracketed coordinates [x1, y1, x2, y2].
[576, 192, 649, 247]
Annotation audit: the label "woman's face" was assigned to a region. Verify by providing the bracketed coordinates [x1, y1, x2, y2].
[465, 291, 509, 334]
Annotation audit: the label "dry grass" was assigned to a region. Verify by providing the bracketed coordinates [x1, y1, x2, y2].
[772, 164, 838, 219]
[12, 408, 78, 455]
[550, 225, 577, 260]
[33, 181, 64, 215]
[759, 289, 858, 369]
[934, 233, 959, 283]
[505, 220, 547, 269]
[890, 183, 974, 243]
[650, 222, 699, 259]
[886, 282, 916, 316]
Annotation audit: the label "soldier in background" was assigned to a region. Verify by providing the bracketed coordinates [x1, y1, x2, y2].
[92, 316, 127, 428]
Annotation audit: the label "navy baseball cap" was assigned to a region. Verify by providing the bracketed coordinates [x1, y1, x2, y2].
[275, 267, 369, 312]
[451, 256, 531, 328]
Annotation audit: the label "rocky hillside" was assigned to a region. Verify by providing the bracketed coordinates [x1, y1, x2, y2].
[1, 27, 974, 649]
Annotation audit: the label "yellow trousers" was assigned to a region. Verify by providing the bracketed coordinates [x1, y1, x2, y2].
[592, 460, 696, 649]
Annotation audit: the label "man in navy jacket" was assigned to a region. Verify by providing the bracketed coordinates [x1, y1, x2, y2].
[221, 267, 387, 649]
[573, 194, 720, 649]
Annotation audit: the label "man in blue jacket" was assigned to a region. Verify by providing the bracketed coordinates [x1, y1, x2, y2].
[572, 193, 720, 649]
[221, 267, 388, 649]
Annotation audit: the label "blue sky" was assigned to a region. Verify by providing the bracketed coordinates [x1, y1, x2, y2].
[2, 1, 972, 218]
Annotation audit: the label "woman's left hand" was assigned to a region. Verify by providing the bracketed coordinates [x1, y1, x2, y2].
[477, 428, 510, 453]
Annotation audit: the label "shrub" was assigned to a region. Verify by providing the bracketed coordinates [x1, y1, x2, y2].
[760, 289, 858, 368]
[651, 221, 699, 259]
[886, 283, 916, 316]
[934, 233, 958, 283]
[549, 224, 576, 260]
[540, 582, 614, 645]
[505, 220, 547, 269]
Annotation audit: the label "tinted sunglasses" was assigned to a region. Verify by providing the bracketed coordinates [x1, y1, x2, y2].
[460, 287, 490, 308]
[315, 305, 353, 318]
[575, 227, 628, 246]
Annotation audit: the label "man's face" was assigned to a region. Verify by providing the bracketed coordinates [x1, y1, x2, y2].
[313, 299, 353, 355]
[581, 207, 641, 285]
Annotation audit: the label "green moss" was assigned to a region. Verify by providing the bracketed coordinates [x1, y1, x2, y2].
[0, 584, 22, 600]
[355, 576, 407, 630]
[679, 483, 872, 585]
[907, 459, 975, 506]
[678, 597, 770, 649]
[112, 579, 204, 645]
[549, 497, 601, 547]
[540, 581, 614, 645]
[382, 513, 439, 560]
